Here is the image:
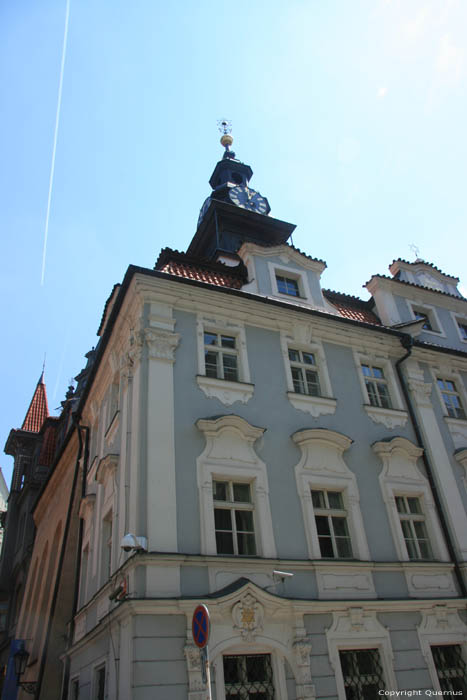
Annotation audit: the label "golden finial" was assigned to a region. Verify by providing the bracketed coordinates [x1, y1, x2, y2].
[218, 119, 234, 154]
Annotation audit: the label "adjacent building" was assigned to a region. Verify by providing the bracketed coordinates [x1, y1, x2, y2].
[3, 135, 467, 699]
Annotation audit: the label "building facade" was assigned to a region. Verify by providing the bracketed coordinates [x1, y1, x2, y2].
[4, 137, 467, 699]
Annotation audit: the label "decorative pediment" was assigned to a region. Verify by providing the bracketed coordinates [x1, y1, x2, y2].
[196, 415, 265, 465]
[96, 454, 119, 485]
[372, 437, 424, 482]
[79, 494, 96, 519]
[292, 429, 353, 475]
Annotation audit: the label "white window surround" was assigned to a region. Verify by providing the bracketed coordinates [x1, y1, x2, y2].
[417, 607, 467, 693]
[406, 300, 446, 337]
[326, 610, 397, 700]
[353, 350, 408, 429]
[292, 429, 370, 561]
[212, 646, 288, 700]
[196, 315, 253, 406]
[92, 660, 107, 700]
[451, 312, 467, 344]
[280, 332, 336, 418]
[454, 449, 467, 492]
[268, 261, 313, 304]
[429, 365, 467, 449]
[373, 437, 449, 563]
[196, 415, 276, 558]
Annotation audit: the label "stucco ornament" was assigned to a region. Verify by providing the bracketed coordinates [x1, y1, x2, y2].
[184, 643, 202, 671]
[184, 643, 207, 700]
[232, 593, 264, 640]
[144, 327, 180, 362]
[407, 378, 433, 407]
[293, 636, 315, 700]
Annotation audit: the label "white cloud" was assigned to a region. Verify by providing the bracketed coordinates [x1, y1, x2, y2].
[377, 87, 388, 98]
[435, 33, 464, 83]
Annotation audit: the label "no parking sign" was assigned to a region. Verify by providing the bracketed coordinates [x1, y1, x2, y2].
[192, 604, 212, 699]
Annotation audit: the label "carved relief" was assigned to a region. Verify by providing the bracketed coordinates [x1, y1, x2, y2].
[144, 328, 180, 362]
[293, 636, 316, 700]
[407, 379, 433, 407]
[232, 593, 264, 641]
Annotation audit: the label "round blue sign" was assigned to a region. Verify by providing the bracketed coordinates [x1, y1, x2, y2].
[192, 604, 210, 648]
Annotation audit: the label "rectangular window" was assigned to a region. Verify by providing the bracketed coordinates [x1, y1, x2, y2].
[311, 490, 353, 558]
[437, 378, 466, 419]
[94, 665, 106, 700]
[457, 322, 467, 341]
[361, 364, 392, 409]
[288, 349, 321, 396]
[276, 275, 299, 297]
[101, 513, 112, 583]
[204, 332, 238, 382]
[395, 496, 433, 560]
[223, 654, 275, 700]
[414, 310, 434, 331]
[71, 678, 80, 700]
[431, 645, 467, 693]
[339, 649, 386, 698]
[213, 481, 256, 556]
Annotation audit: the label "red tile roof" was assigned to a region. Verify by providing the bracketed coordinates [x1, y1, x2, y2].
[155, 248, 247, 289]
[22, 374, 49, 433]
[323, 290, 381, 325]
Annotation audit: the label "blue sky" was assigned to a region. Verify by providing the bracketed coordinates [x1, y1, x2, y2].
[1, 0, 466, 484]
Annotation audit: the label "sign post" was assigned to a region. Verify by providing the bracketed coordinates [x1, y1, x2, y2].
[192, 604, 212, 700]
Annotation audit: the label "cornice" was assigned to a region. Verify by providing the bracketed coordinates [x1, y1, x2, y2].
[238, 242, 326, 274]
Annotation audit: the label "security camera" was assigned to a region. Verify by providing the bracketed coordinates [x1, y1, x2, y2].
[120, 534, 147, 552]
[272, 570, 294, 580]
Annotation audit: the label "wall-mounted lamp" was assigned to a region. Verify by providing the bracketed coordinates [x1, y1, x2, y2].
[13, 647, 37, 695]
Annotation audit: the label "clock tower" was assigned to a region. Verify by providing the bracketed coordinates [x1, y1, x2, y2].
[188, 125, 295, 260]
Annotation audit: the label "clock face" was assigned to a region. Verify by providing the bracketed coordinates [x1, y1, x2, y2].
[229, 186, 270, 215]
[197, 197, 211, 227]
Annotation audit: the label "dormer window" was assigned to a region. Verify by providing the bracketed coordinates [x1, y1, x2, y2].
[413, 310, 433, 331]
[275, 275, 300, 297]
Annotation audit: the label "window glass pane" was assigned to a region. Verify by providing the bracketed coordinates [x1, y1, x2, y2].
[400, 519, 413, 539]
[315, 516, 331, 535]
[377, 383, 392, 408]
[366, 380, 379, 406]
[446, 380, 455, 392]
[224, 656, 241, 684]
[215, 531, 234, 554]
[407, 497, 421, 514]
[305, 369, 320, 396]
[361, 364, 371, 376]
[213, 481, 228, 501]
[302, 352, 315, 365]
[311, 490, 325, 508]
[395, 496, 406, 513]
[318, 536, 334, 558]
[332, 516, 349, 537]
[205, 351, 218, 378]
[291, 367, 305, 394]
[328, 491, 344, 509]
[233, 483, 251, 503]
[336, 537, 353, 558]
[223, 354, 238, 381]
[221, 335, 236, 349]
[214, 508, 232, 530]
[235, 510, 254, 533]
[288, 349, 300, 362]
[237, 532, 256, 556]
[204, 332, 218, 346]
[418, 540, 432, 559]
[372, 367, 384, 378]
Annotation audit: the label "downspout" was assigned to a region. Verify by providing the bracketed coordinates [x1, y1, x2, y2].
[35, 421, 88, 699]
[396, 334, 467, 597]
[60, 424, 89, 700]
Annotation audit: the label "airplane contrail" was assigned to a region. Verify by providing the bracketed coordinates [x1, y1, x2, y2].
[40, 0, 71, 286]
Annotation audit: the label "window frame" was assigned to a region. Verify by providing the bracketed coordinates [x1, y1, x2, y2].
[373, 438, 450, 567]
[436, 377, 466, 420]
[213, 479, 257, 556]
[407, 301, 445, 337]
[268, 262, 312, 303]
[394, 494, 434, 561]
[417, 609, 467, 694]
[327, 611, 397, 700]
[281, 333, 336, 417]
[92, 662, 106, 700]
[196, 316, 253, 406]
[451, 313, 467, 344]
[213, 645, 288, 700]
[311, 489, 353, 559]
[354, 350, 407, 429]
[293, 429, 370, 563]
[196, 416, 276, 559]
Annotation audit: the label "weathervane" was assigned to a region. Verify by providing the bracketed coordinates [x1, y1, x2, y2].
[217, 119, 235, 159]
[409, 243, 421, 261]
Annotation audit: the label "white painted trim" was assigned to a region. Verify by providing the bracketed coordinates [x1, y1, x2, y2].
[406, 299, 446, 337]
[196, 415, 276, 558]
[268, 261, 313, 305]
[450, 311, 467, 345]
[417, 607, 467, 692]
[292, 429, 371, 563]
[429, 365, 467, 449]
[326, 610, 397, 700]
[212, 645, 289, 700]
[353, 349, 407, 419]
[373, 438, 451, 578]
[279, 331, 336, 417]
[196, 375, 254, 405]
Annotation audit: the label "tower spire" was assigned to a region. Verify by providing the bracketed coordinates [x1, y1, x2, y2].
[21, 372, 49, 433]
